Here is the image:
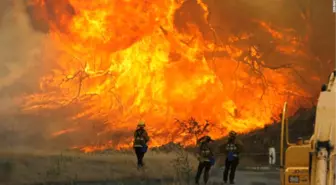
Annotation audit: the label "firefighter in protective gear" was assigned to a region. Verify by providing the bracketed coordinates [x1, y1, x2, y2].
[195, 136, 215, 185]
[220, 131, 243, 184]
[133, 121, 150, 168]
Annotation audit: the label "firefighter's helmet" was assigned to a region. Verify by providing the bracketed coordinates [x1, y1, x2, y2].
[229, 131, 237, 137]
[138, 121, 145, 127]
[201, 135, 214, 143]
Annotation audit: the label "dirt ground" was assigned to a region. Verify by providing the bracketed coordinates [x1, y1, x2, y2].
[0, 148, 199, 185]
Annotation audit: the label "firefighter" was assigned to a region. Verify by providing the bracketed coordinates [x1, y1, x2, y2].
[133, 121, 150, 169]
[221, 131, 243, 184]
[195, 135, 215, 185]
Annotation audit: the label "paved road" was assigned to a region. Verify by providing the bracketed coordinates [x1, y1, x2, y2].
[31, 169, 280, 185]
[208, 168, 280, 185]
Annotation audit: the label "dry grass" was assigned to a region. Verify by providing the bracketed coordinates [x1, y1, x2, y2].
[0, 148, 198, 185]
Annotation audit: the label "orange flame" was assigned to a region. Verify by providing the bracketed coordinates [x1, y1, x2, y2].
[24, 0, 312, 151]
[51, 127, 78, 137]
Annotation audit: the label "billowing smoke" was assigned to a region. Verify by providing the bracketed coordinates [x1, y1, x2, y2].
[0, 0, 46, 113]
[0, 0, 60, 150]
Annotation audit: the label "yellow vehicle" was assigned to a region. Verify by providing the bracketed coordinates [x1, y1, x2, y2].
[280, 70, 336, 185]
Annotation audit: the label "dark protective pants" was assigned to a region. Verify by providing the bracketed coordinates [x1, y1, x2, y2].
[223, 157, 239, 183]
[134, 147, 145, 166]
[195, 161, 212, 184]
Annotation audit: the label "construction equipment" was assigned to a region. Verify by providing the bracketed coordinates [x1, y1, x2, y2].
[280, 70, 336, 185]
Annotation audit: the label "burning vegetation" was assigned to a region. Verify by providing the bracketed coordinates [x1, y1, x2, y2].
[0, 0, 334, 152]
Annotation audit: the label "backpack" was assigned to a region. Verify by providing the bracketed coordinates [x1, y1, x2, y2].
[134, 129, 147, 146]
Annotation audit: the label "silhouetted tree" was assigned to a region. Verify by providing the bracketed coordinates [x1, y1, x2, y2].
[175, 117, 214, 145]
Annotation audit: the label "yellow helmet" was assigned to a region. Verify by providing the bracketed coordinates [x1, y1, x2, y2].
[138, 121, 145, 127]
